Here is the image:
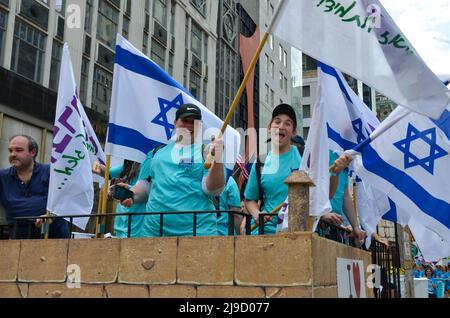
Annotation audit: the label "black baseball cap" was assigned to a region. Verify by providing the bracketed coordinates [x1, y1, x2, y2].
[175, 103, 202, 120]
[272, 103, 297, 128]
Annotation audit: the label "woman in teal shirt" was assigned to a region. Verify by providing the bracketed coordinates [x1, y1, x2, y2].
[244, 104, 301, 235]
[93, 160, 145, 237]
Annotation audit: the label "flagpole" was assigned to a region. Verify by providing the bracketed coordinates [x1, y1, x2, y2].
[44, 210, 50, 240]
[96, 155, 111, 238]
[204, 0, 286, 169]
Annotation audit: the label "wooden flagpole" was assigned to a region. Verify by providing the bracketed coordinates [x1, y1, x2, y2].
[95, 155, 111, 238]
[204, 0, 286, 169]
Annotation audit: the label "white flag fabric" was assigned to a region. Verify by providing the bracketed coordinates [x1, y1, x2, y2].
[271, 0, 450, 119]
[316, 62, 395, 242]
[47, 44, 106, 230]
[106, 35, 241, 173]
[351, 104, 450, 259]
[299, 76, 332, 218]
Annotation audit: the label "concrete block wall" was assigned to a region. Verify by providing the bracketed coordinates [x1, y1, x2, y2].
[0, 233, 373, 298]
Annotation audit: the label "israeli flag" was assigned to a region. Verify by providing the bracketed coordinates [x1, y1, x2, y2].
[314, 62, 399, 240]
[106, 34, 241, 172]
[352, 104, 450, 251]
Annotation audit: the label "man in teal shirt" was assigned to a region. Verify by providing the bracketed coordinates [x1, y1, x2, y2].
[216, 176, 241, 235]
[121, 104, 225, 237]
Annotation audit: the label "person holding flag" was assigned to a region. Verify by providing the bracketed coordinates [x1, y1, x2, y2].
[92, 160, 145, 237]
[121, 103, 225, 237]
[244, 104, 302, 235]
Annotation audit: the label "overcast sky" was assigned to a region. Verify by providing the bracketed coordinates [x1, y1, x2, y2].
[380, 0, 450, 80]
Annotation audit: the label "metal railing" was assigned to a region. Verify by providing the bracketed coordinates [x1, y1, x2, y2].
[8, 210, 255, 239]
[370, 240, 402, 298]
[316, 219, 357, 247]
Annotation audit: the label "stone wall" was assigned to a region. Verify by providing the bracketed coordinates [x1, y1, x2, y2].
[0, 233, 373, 298]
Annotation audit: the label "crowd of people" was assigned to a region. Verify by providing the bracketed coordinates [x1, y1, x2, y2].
[0, 103, 380, 247]
[413, 264, 450, 298]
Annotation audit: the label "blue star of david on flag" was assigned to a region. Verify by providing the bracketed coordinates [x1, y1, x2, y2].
[151, 93, 184, 140]
[393, 123, 448, 175]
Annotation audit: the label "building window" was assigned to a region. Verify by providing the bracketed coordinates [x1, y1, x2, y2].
[93, 66, 113, 115]
[80, 57, 90, 106]
[270, 4, 274, 17]
[49, 40, 63, 91]
[168, 52, 174, 76]
[265, 54, 269, 74]
[170, 0, 176, 35]
[270, 60, 274, 79]
[302, 54, 317, 72]
[191, 22, 202, 58]
[55, 0, 65, 13]
[97, 0, 119, 49]
[202, 79, 207, 105]
[283, 50, 287, 68]
[153, 0, 167, 26]
[151, 38, 166, 69]
[0, 10, 6, 64]
[265, 84, 269, 104]
[11, 20, 46, 83]
[303, 127, 309, 139]
[303, 104, 311, 118]
[143, 31, 148, 54]
[270, 89, 274, 107]
[84, 0, 93, 33]
[363, 83, 372, 109]
[122, 16, 130, 39]
[190, 0, 206, 16]
[269, 34, 273, 50]
[280, 72, 283, 90]
[284, 76, 288, 94]
[189, 69, 201, 99]
[125, 0, 132, 16]
[279, 45, 283, 62]
[302, 85, 310, 97]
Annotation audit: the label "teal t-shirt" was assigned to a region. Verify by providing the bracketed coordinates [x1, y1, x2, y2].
[217, 177, 241, 236]
[244, 146, 302, 234]
[109, 164, 146, 238]
[139, 142, 218, 237]
[329, 151, 349, 217]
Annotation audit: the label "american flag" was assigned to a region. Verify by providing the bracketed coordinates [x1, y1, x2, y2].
[236, 154, 249, 180]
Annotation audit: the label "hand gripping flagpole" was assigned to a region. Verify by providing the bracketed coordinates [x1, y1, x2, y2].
[204, 0, 286, 169]
[250, 201, 286, 232]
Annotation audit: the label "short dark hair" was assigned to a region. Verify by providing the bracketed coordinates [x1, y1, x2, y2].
[9, 135, 39, 159]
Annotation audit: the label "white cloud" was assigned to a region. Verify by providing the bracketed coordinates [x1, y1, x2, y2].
[380, 0, 450, 78]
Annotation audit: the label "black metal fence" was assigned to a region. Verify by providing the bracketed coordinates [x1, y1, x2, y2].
[371, 240, 402, 298]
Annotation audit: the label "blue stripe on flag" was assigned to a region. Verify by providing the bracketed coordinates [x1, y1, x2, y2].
[115, 45, 194, 99]
[327, 123, 358, 150]
[318, 62, 353, 104]
[382, 198, 397, 223]
[361, 144, 450, 228]
[108, 123, 163, 155]
[432, 109, 450, 141]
